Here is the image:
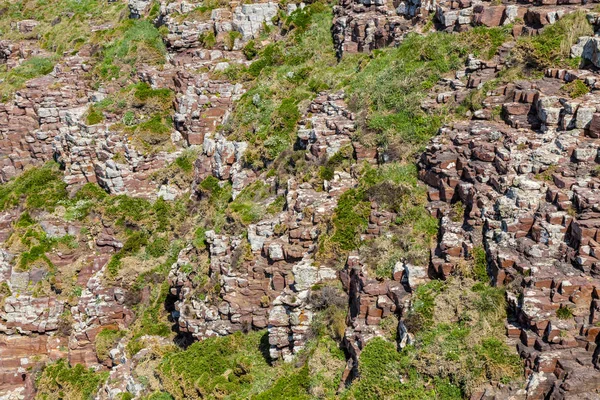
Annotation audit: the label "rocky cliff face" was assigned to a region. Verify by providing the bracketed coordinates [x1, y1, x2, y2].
[1, 0, 600, 399]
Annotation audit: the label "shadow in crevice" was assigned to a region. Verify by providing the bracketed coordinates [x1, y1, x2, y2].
[164, 288, 196, 349]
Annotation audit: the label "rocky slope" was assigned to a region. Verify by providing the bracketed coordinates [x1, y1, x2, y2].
[0, 0, 600, 399]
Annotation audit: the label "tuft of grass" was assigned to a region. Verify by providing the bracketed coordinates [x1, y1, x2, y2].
[95, 328, 125, 362]
[86, 106, 104, 125]
[556, 306, 573, 320]
[562, 80, 589, 99]
[472, 246, 489, 283]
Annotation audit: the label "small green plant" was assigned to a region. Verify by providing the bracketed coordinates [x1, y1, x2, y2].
[472, 246, 489, 282]
[199, 31, 216, 49]
[450, 201, 465, 223]
[243, 40, 258, 60]
[86, 106, 104, 125]
[556, 306, 573, 320]
[123, 110, 135, 126]
[561, 80, 589, 99]
[95, 328, 125, 361]
[193, 227, 207, 249]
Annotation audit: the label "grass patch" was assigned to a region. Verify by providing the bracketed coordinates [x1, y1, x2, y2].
[556, 306, 573, 320]
[513, 11, 593, 69]
[95, 19, 166, 82]
[95, 328, 125, 362]
[395, 277, 521, 397]
[0, 163, 67, 212]
[158, 331, 273, 399]
[227, 181, 271, 225]
[35, 359, 108, 400]
[347, 337, 462, 400]
[0, 56, 56, 101]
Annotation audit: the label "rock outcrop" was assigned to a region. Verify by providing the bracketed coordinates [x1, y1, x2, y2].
[418, 50, 600, 399]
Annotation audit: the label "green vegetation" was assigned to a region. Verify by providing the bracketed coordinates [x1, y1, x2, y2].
[158, 331, 274, 399]
[0, 1, 537, 398]
[0, 163, 67, 212]
[84, 82, 175, 149]
[15, 226, 76, 271]
[472, 246, 489, 283]
[514, 11, 593, 68]
[95, 19, 167, 81]
[556, 306, 573, 320]
[158, 330, 345, 400]
[329, 164, 438, 276]
[147, 237, 170, 258]
[95, 328, 125, 362]
[346, 338, 462, 400]
[398, 278, 521, 397]
[0, 56, 56, 101]
[342, 277, 519, 399]
[562, 79, 590, 98]
[86, 106, 105, 125]
[0, 0, 126, 49]
[35, 359, 109, 400]
[226, 6, 362, 167]
[330, 189, 371, 251]
[134, 83, 173, 103]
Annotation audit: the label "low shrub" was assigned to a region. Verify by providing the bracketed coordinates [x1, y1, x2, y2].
[147, 237, 169, 258]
